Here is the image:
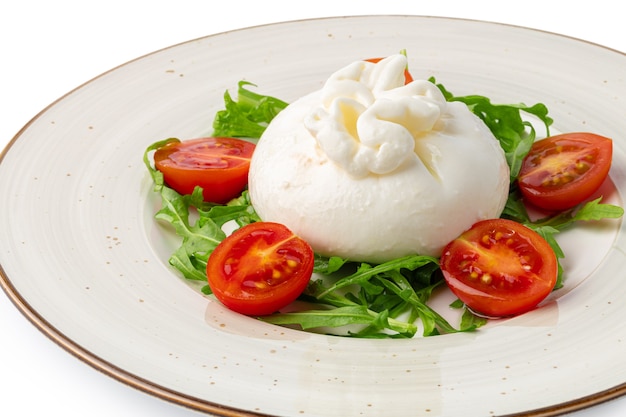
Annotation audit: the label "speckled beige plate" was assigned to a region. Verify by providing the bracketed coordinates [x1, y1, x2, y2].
[1, 15, 626, 417]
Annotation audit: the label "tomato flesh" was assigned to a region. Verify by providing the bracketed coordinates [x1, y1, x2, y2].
[154, 137, 255, 204]
[518, 132, 612, 211]
[365, 57, 414, 84]
[440, 219, 557, 318]
[206, 222, 314, 316]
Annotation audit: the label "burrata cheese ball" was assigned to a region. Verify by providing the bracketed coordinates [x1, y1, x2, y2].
[248, 54, 510, 264]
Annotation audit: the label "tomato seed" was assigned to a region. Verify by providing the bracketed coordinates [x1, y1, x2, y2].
[575, 162, 589, 173]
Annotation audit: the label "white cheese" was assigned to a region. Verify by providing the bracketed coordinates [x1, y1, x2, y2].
[248, 55, 510, 263]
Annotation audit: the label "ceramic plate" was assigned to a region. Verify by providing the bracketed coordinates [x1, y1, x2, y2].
[1, 15, 625, 417]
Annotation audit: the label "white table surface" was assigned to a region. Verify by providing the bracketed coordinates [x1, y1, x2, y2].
[1, 1, 625, 416]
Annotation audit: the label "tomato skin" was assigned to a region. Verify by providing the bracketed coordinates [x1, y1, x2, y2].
[206, 222, 314, 316]
[365, 57, 414, 84]
[440, 219, 558, 318]
[518, 132, 613, 211]
[154, 137, 255, 204]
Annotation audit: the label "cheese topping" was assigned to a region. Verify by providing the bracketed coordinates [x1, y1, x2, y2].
[305, 55, 446, 178]
[248, 54, 510, 263]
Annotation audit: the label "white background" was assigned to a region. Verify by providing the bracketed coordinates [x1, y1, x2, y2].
[1, 1, 624, 416]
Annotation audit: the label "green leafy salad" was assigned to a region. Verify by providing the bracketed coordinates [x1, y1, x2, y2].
[144, 79, 623, 339]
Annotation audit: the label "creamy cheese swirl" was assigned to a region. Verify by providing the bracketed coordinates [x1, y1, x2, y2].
[305, 55, 447, 178]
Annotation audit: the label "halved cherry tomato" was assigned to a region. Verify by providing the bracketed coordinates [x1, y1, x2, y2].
[154, 137, 255, 204]
[517, 132, 613, 211]
[365, 57, 414, 84]
[440, 218, 558, 318]
[206, 222, 314, 316]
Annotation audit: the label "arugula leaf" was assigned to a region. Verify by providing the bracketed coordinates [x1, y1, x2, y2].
[200, 191, 261, 228]
[532, 197, 625, 230]
[316, 255, 439, 298]
[373, 271, 461, 336]
[459, 307, 488, 330]
[262, 306, 418, 338]
[313, 255, 348, 275]
[169, 245, 210, 282]
[212, 81, 288, 139]
[154, 186, 224, 280]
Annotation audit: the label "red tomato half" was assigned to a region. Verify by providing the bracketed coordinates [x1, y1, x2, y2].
[518, 132, 613, 211]
[154, 137, 255, 204]
[206, 222, 314, 316]
[440, 219, 558, 318]
[365, 57, 414, 84]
